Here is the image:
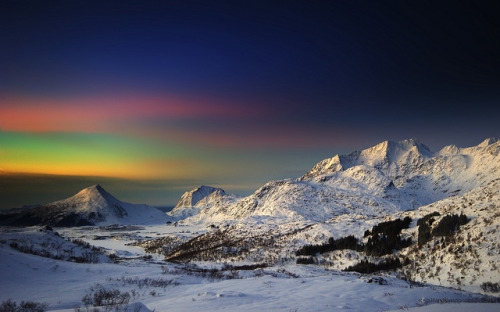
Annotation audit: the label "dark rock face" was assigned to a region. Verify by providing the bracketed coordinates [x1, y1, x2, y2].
[0, 205, 94, 227]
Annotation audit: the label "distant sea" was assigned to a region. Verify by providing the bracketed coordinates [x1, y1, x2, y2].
[155, 206, 174, 213]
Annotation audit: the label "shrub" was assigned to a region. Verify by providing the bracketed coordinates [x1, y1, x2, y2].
[364, 218, 412, 256]
[370, 217, 412, 237]
[0, 299, 47, 312]
[418, 222, 432, 246]
[221, 263, 267, 271]
[114, 276, 178, 289]
[82, 285, 130, 311]
[296, 257, 315, 264]
[417, 212, 440, 227]
[71, 239, 91, 249]
[418, 213, 468, 246]
[345, 257, 402, 274]
[329, 235, 364, 251]
[297, 218, 413, 257]
[481, 282, 500, 293]
[432, 214, 468, 237]
[295, 235, 363, 256]
[364, 234, 412, 256]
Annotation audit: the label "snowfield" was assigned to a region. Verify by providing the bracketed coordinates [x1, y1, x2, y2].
[0, 230, 498, 312]
[1, 138, 499, 311]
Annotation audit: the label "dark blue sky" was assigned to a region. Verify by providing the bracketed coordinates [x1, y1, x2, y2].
[1, 0, 499, 208]
[3, 1, 499, 106]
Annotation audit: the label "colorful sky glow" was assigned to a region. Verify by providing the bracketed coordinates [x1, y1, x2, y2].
[1, 1, 499, 208]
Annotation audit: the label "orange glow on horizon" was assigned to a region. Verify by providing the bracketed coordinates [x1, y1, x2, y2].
[2, 158, 201, 180]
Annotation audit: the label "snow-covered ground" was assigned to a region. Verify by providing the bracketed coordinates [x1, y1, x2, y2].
[388, 303, 499, 312]
[0, 225, 498, 312]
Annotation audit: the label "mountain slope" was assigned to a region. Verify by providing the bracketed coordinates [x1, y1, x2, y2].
[399, 177, 500, 293]
[0, 185, 168, 227]
[181, 138, 499, 224]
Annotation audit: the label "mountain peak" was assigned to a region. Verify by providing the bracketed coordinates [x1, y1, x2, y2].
[197, 185, 216, 191]
[478, 137, 499, 147]
[369, 138, 430, 155]
[358, 138, 433, 164]
[81, 184, 103, 192]
[75, 184, 116, 202]
[175, 185, 227, 208]
[301, 138, 433, 180]
[1, 184, 169, 227]
[86, 184, 105, 194]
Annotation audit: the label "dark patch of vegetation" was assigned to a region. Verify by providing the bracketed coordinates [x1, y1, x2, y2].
[432, 213, 468, 237]
[161, 264, 235, 280]
[296, 257, 315, 264]
[364, 234, 412, 257]
[114, 276, 178, 289]
[9, 242, 64, 260]
[345, 257, 403, 274]
[8, 235, 107, 264]
[417, 212, 440, 227]
[130, 236, 182, 256]
[164, 228, 283, 263]
[69, 251, 100, 263]
[418, 297, 500, 305]
[366, 277, 388, 285]
[295, 235, 363, 256]
[71, 238, 91, 248]
[222, 263, 267, 271]
[368, 217, 412, 237]
[418, 222, 432, 246]
[481, 282, 500, 293]
[418, 213, 468, 246]
[81, 285, 130, 311]
[0, 299, 47, 312]
[418, 212, 442, 246]
[364, 218, 412, 256]
[297, 218, 412, 258]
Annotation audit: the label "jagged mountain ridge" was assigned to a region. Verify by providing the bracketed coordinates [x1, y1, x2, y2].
[181, 138, 500, 223]
[300, 138, 434, 180]
[0, 185, 168, 227]
[169, 186, 235, 220]
[174, 185, 227, 208]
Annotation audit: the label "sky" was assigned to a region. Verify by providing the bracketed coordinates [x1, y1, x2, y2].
[1, 0, 499, 209]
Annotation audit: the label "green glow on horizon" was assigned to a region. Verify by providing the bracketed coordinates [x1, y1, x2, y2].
[0, 131, 194, 179]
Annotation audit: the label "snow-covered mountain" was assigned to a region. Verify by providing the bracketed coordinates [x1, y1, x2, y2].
[174, 185, 227, 208]
[168, 186, 233, 220]
[160, 138, 499, 294]
[0, 185, 168, 227]
[180, 138, 499, 224]
[300, 138, 434, 180]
